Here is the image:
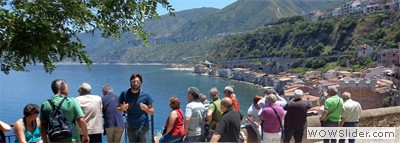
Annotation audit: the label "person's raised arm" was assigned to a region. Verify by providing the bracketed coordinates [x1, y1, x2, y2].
[0, 120, 11, 132]
[77, 116, 90, 143]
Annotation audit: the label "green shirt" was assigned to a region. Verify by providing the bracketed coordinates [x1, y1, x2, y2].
[209, 99, 222, 130]
[324, 95, 344, 122]
[39, 94, 84, 142]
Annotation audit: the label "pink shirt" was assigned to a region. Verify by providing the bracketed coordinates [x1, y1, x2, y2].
[259, 104, 285, 133]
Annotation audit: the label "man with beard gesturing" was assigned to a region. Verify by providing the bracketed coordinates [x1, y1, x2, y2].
[117, 73, 154, 143]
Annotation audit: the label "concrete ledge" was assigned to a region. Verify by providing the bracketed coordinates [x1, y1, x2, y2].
[303, 106, 400, 142]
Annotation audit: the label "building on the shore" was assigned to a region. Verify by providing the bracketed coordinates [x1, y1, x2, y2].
[218, 69, 233, 79]
[194, 64, 209, 74]
[208, 68, 220, 77]
[194, 61, 215, 74]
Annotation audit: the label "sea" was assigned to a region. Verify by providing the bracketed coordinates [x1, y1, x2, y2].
[0, 64, 262, 142]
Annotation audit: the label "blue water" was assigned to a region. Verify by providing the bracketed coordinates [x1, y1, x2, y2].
[0, 65, 262, 141]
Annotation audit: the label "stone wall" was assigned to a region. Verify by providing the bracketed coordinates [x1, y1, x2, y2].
[242, 106, 400, 143]
[340, 87, 386, 110]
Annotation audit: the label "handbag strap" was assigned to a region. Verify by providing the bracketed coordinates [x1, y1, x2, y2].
[123, 89, 140, 110]
[326, 97, 341, 118]
[103, 95, 116, 112]
[271, 106, 283, 130]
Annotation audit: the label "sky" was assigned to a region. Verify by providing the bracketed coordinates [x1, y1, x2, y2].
[157, 0, 236, 15]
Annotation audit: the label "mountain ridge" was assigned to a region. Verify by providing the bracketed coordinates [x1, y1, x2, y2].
[80, 0, 341, 63]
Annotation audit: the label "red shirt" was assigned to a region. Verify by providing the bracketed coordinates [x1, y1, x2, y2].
[165, 109, 185, 136]
[230, 96, 240, 112]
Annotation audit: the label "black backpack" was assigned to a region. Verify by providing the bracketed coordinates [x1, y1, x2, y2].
[47, 97, 74, 141]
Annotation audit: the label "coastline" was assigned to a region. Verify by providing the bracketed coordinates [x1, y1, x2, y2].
[192, 73, 265, 90]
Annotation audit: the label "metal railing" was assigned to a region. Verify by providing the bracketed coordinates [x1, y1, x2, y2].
[2, 124, 15, 143]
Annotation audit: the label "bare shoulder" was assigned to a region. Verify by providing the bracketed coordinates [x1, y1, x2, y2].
[13, 119, 23, 130]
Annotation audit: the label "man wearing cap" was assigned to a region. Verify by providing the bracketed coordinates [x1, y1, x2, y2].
[76, 83, 104, 142]
[184, 87, 206, 142]
[223, 86, 240, 111]
[258, 87, 287, 109]
[283, 89, 311, 143]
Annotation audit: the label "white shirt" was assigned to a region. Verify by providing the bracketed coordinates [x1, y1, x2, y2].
[76, 94, 103, 134]
[257, 95, 287, 109]
[341, 99, 362, 122]
[185, 101, 205, 136]
[247, 104, 262, 124]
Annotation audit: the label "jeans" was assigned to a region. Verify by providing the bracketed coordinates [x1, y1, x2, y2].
[184, 134, 205, 142]
[127, 126, 149, 143]
[283, 128, 304, 143]
[339, 122, 358, 143]
[159, 134, 184, 143]
[322, 120, 340, 143]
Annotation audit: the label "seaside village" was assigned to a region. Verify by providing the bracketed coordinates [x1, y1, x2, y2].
[191, 46, 400, 116]
[307, 0, 400, 20]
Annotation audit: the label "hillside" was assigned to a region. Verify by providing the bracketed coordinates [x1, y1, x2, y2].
[209, 12, 400, 71]
[171, 0, 329, 37]
[144, 7, 220, 38]
[81, 0, 331, 63]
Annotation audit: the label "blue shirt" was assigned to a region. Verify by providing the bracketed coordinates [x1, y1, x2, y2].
[119, 89, 153, 129]
[102, 93, 124, 128]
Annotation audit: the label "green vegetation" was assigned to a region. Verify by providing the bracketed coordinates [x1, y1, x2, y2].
[84, 12, 400, 75]
[210, 12, 399, 73]
[170, 0, 328, 37]
[76, 0, 398, 76]
[0, 0, 174, 74]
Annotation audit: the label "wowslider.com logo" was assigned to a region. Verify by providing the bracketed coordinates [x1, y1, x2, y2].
[307, 127, 395, 139]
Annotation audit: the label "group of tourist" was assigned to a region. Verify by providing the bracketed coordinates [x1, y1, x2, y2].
[242, 86, 362, 143]
[0, 73, 363, 143]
